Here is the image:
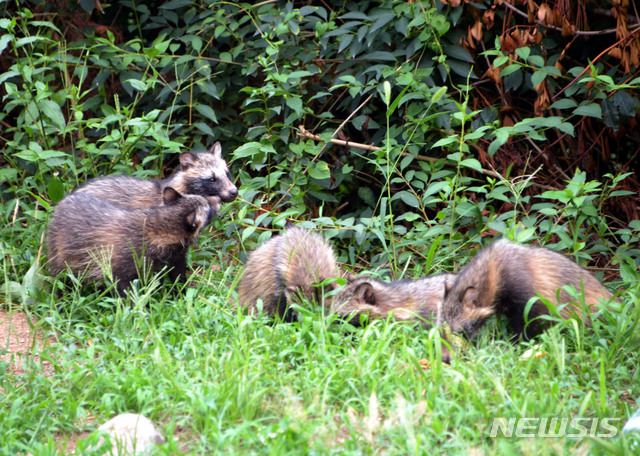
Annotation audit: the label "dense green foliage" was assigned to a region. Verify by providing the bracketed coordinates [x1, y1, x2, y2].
[1, 0, 639, 454]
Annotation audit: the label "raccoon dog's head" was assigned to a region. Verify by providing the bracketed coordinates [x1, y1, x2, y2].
[180, 142, 238, 203]
[330, 278, 414, 325]
[163, 188, 213, 238]
[440, 282, 495, 340]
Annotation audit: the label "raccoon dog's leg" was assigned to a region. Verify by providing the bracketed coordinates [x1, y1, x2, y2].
[167, 251, 187, 284]
[116, 279, 132, 296]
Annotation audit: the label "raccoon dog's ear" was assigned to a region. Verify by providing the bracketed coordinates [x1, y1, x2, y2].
[185, 211, 199, 231]
[354, 282, 376, 305]
[208, 142, 222, 159]
[163, 187, 182, 204]
[179, 151, 197, 170]
[461, 286, 479, 307]
[444, 281, 452, 297]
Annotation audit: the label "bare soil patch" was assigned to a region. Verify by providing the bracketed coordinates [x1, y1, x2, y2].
[0, 307, 56, 378]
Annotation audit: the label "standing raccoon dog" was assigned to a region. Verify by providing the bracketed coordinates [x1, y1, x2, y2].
[332, 273, 456, 325]
[439, 239, 615, 341]
[75, 142, 238, 207]
[47, 188, 217, 293]
[236, 227, 347, 321]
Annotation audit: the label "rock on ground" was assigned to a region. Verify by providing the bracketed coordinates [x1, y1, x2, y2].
[97, 413, 165, 455]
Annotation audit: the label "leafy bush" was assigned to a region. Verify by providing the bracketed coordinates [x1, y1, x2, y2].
[1, 0, 638, 281]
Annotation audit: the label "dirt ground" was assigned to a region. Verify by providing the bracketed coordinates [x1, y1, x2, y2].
[0, 307, 56, 378]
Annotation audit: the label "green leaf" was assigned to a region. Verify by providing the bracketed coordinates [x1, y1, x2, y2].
[338, 34, 354, 53]
[531, 70, 546, 87]
[341, 12, 369, 20]
[16, 36, 46, 47]
[620, 258, 638, 286]
[550, 99, 577, 110]
[47, 177, 65, 204]
[287, 71, 314, 80]
[394, 191, 419, 208]
[234, 142, 262, 159]
[0, 34, 12, 55]
[443, 44, 473, 62]
[358, 186, 375, 207]
[515, 47, 530, 60]
[0, 168, 18, 183]
[573, 103, 602, 119]
[493, 55, 508, 67]
[527, 55, 545, 67]
[556, 121, 575, 136]
[160, 0, 193, 9]
[308, 161, 331, 180]
[127, 79, 148, 92]
[0, 70, 19, 86]
[488, 129, 510, 156]
[500, 64, 521, 77]
[38, 100, 66, 130]
[432, 136, 458, 148]
[363, 51, 397, 61]
[194, 104, 218, 123]
[370, 11, 395, 35]
[285, 97, 303, 115]
[460, 158, 483, 172]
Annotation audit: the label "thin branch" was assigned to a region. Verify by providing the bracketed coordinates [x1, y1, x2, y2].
[298, 126, 379, 151]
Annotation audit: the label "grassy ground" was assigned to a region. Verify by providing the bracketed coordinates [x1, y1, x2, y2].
[1, 224, 640, 455]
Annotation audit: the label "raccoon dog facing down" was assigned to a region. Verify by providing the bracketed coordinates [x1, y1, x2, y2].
[47, 188, 216, 293]
[439, 239, 615, 341]
[331, 273, 457, 325]
[75, 142, 238, 207]
[236, 227, 345, 321]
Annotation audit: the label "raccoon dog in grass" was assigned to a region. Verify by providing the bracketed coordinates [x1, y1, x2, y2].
[47, 188, 217, 293]
[439, 239, 615, 341]
[76, 142, 237, 207]
[331, 273, 457, 325]
[236, 227, 347, 321]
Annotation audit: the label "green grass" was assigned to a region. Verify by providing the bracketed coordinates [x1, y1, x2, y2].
[2, 238, 640, 455]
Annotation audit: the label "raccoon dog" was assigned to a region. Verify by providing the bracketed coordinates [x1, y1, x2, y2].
[76, 142, 238, 207]
[439, 239, 614, 341]
[331, 273, 457, 325]
[47, 188, 216, 293]
[236, 227, 346, 321]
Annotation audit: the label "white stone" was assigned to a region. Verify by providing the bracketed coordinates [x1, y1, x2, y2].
[623, 409, 640, 433]
[96, 413, 165, 455]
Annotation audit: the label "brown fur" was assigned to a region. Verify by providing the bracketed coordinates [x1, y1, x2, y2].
[439, 239, 615, 341]
[331, 273, 457, 325]
[75, 142, 237, 208]
[47, 188, 216, 293]
[236, 227, 345, 321]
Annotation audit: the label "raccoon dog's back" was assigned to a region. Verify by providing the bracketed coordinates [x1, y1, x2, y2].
[440, 239, 614, 339]
[237, 227, 342, 321]
[47, 188, 214, 292]
[76, 142, 237, 208]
